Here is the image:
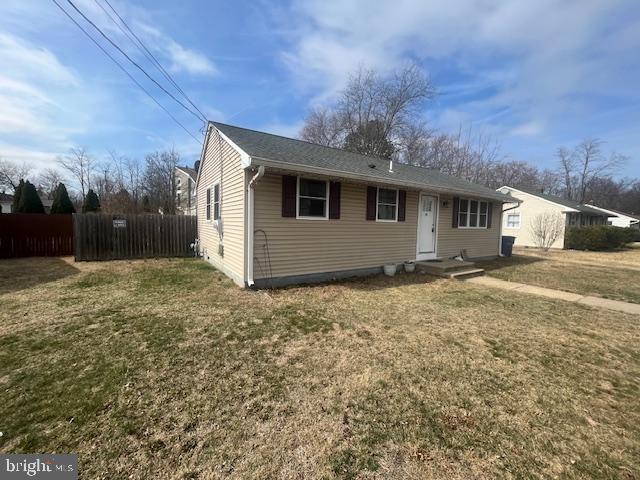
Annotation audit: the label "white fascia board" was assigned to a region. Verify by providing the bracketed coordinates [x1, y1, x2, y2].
[497, 186, 580, 212]
[195, 123, 253, 193]
[251, 156, 512, 203]
[194, 124, 213, 192]
[215, 128, 251, 168]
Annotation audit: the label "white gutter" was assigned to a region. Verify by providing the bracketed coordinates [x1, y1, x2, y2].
[246, 165, 265, 287]
[249, 156, 513, 203]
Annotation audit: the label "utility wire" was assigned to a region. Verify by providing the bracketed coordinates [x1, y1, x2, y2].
[64, 0, 206, 124]
[51, 0, 201, 143]
[96, 0, 209, 123]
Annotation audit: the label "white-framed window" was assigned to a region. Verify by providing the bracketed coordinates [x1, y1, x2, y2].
[297, 177, 329, 219]
[205, 187, 211, 221]
[377, 187, 398, 222]
[458, 198, 489, 228]
[213, 183, 220, 220]
[505, 212, 521, 229]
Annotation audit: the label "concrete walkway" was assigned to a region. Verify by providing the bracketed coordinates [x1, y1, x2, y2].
[466, 276, 640, 315]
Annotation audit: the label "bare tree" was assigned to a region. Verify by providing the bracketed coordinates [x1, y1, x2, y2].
[300, 108, 344, 147]
[0, 159, 31, 192]
[58, 147, 95, 199]
[529, 212, 565, 251]
[143, 149, 180, 214]
[37, 168, 65, 198]
[300, 63, 436, 158]
[557, 139, 627, 203]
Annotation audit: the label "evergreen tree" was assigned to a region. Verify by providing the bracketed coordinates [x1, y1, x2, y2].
[17, 181, 45, 213]
[82, 189, 100, 213]
[50, 183, 75, 214]
[12, 179, 24, 212]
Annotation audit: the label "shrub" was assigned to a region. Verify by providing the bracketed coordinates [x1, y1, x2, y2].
[82, 189, 100, 213]
[17, 180, 45, 214]
[50, 183, 75, 214]
[565, 226, 635, 251]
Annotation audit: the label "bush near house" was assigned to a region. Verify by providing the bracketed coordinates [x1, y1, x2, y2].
[565, 225, 635, 251]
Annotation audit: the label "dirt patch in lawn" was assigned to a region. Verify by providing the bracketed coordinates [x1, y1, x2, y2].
[1, 258, 639, 479]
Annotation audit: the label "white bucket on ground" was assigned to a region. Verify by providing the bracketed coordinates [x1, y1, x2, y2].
[383, 264, 397, 276]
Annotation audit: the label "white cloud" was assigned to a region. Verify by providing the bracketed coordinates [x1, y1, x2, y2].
[277, 0, 640, 135]
[510, 121, 544, 138]
[0, 33, 79, 86]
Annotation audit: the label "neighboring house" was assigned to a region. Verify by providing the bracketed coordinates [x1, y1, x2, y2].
[497, 186, 611, 249]
[174, 165, 198, 215]
[0, 192, 52, 213]
[0, 192, 12, 213]
[195, 122, 517, 288]
[586, 205, 640, 229]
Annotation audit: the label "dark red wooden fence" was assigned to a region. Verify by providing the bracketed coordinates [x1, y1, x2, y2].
[0, 214, 74, 258]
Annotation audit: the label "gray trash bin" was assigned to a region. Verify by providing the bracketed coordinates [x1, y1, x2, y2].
[501, 236, 516, 257]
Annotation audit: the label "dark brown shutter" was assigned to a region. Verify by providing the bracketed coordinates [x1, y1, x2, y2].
[366, 186, 377, 220]
[452, 197, 460, 228]
[282, 175, 297, 217]
[487, 202, 493, 228]
[398, 190, 406, 221]
[329, 181, 341, 219]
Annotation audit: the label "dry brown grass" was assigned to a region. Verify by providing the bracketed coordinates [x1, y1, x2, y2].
[1, 258, 639, 479]
[481, 248, 640, 304]
[515, 247, 640, 270]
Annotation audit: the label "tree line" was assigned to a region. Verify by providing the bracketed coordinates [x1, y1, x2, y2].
[0, 148, 184, 215]
[301, 65, 639, 214]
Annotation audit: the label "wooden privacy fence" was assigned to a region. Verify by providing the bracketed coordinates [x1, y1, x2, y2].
[73, 213, 197, 261]
[0, 214, 74, 258]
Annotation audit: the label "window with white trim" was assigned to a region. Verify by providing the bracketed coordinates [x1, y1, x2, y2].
[506, 212, 521, 228]
[377, 187, 398, 221]
[206, 187, 211, 221]
[458, 198, 489, 228]
[297, 177, 328, 219]
[213, 184, 220, 220]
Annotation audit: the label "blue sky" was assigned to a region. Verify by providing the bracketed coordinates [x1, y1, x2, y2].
[1, 0, 639, 178]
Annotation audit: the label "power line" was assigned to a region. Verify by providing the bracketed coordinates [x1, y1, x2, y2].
[64, 0, 207, 124]
[96, 0, 209, 123]
[50, 0, 201, 143]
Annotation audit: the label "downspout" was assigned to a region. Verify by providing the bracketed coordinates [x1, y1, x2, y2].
[246, 165, 265, 287]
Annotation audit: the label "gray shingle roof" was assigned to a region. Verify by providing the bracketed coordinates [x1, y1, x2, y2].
[212, 122, 515, 203]
[512, 187, 611, 216]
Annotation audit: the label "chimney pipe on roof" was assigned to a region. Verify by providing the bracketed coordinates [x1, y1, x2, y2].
[389, 159, 393, 173]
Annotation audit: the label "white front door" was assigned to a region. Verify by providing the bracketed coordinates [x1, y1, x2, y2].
[417, 194, 437, 259]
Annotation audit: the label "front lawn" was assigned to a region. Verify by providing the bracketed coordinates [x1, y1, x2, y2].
[480, 248, 640, 303]
[1, 258, 639, 479]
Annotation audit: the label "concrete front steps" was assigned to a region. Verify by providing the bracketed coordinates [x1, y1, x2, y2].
[416, 259, 485, 280]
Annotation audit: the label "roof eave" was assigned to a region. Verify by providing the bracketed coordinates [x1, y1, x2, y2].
[249, 156, 514, 203]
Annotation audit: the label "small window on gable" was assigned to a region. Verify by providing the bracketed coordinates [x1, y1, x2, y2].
[377, 188, 398, 221]
[297, 177, 328, 219]
[213, 184, 220, 220]
[206, 188, 211, 221]
[506, 212, 521, 228]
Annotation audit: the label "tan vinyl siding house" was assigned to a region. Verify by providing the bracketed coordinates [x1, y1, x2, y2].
[196, 122, 517, 288]
[253, 176, 419, 280]
[196, 128, 246, 285]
